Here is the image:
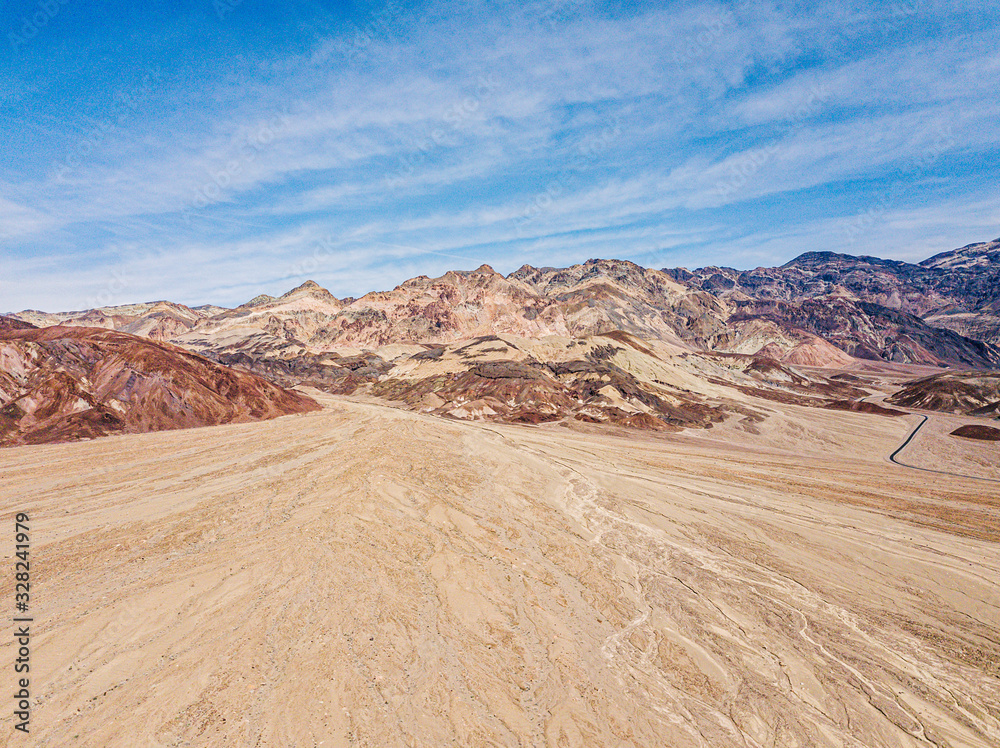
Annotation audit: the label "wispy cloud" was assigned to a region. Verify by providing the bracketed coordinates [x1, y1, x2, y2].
[1, 0, 997, 310]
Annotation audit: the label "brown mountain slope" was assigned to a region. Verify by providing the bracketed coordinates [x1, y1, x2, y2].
[725, 298, 997, 368]
[184, 279, 343, 344]
[0, 315, 37, 332]
[176, 262, 738, 365]
[672, 239, 1000, 355]
[887, 371, 1000, 416]
[951, 424, 1000, 440]
[0, 325, 319, 447]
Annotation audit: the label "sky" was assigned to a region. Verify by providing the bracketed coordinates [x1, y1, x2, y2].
[1, 0, 999, 312]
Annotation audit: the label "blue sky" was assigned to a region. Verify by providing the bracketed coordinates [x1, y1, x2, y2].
[2, 0, 999, 311]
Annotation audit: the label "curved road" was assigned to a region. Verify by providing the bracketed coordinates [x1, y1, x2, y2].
[888, 415, 929, 466]
[886, 412, 1000, 485]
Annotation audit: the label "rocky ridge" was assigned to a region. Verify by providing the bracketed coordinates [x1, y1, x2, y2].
[671, 238, 1000, 354]
[0, 322, 319, 446]
[887, 371, 1000, 417]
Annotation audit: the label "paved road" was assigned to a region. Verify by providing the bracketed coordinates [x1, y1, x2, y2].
[888, 415, 929, 466]
[886, 412, 1000, 485]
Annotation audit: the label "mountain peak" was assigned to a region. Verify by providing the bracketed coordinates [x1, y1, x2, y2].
[782, 251, 908, 270]
[781, 251, 848, 267]
[280, 280, 337, 300]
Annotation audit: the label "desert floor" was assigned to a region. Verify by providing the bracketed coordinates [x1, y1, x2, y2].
[1, 393, 998, 747]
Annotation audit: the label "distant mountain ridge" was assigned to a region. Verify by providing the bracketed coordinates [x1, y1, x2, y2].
[672, 239, 1000, 353]
[11, 300, 225, 341]
[9, 238, 1000, 370]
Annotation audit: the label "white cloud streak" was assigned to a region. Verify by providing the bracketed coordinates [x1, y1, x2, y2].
[2, 0, 998, 310]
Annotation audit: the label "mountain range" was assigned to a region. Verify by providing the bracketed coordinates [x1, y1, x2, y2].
[3, 238, 998, 443]
[12, 238, 999, 368]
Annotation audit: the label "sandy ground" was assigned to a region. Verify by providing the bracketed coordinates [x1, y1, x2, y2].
[845, 385, 1000, 481]
[889, 411, 1000, 481]
[0, 393, 998, 747]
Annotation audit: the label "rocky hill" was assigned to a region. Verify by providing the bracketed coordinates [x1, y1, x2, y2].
[725, 298, 995, 368]
[199, 321, 872, 431]
[887, 371, 1000, 417]
[0, 322, 319, 446]
[670, 238, 1000, 354]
